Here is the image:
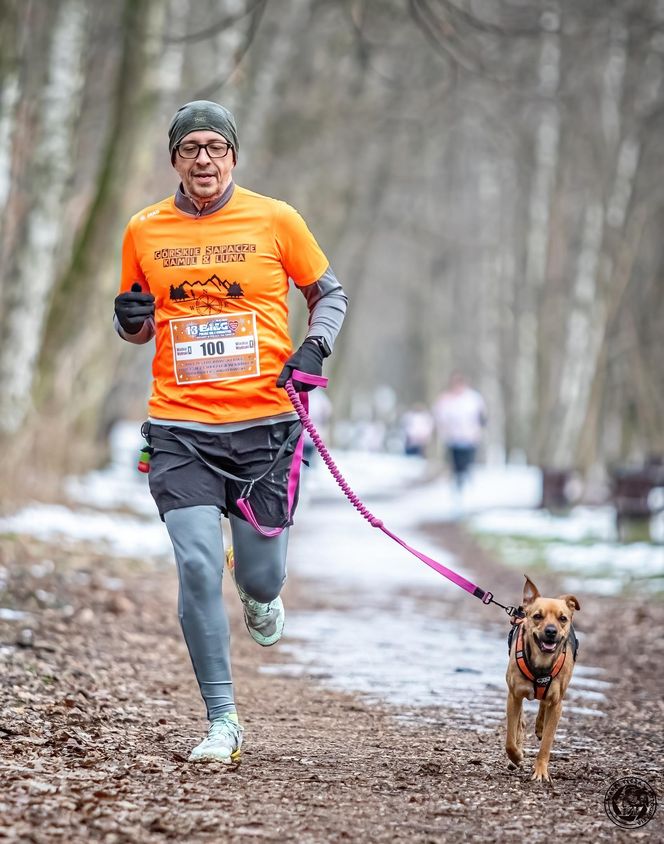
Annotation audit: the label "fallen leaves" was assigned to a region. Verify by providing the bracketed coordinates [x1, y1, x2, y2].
[0, 530, 663, 842]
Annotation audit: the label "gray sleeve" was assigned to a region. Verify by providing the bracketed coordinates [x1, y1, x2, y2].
[296, 266, 348, 354]
[113, 314, 155, 345]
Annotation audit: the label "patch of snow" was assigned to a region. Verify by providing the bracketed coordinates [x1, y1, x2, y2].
[0, 504, 171, 559]
[470, 506, 617, 542]
[468, 507, 663, 595]
[0, 608, 32, 621]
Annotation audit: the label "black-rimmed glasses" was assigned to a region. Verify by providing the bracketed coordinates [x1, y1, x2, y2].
[176, 141, 232, 159]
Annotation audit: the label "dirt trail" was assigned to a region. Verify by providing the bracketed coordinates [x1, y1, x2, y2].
[0, 524, 662, 843]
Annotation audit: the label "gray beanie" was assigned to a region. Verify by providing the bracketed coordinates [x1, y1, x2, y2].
[168, 100, 239, 161]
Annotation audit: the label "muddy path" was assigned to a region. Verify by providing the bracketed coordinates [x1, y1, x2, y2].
[0, 519, 662, 843]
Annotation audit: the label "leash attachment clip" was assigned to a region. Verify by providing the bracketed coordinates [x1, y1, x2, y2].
[487, 596, 525, 620]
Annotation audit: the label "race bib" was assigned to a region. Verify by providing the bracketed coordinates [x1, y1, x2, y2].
[170, 312, 259, 384]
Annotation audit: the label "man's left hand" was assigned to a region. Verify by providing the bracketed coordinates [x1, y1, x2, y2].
[277, 338, 328, 391]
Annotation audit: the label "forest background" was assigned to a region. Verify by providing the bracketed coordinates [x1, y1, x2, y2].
[0, 0, 662, 503]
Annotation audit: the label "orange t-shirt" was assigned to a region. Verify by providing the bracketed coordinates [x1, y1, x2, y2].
[119, 185, 329, 424]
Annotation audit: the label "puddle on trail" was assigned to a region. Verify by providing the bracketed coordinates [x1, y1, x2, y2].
[262, 604, 609, 736]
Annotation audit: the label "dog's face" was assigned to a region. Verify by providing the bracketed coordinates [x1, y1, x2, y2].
[522, 575, 579, 656]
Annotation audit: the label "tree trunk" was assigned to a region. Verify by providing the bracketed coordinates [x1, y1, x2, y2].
[513, 5, 561, 455]
[0, 0, 87, 436]
[21, 0, 166, 476]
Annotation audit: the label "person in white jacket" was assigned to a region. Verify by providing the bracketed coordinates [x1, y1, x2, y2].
[432, 372, 487, 488]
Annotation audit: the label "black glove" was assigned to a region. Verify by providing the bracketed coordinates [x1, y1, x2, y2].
[276, 337, 329, 391]
[115, 283, 155, 334]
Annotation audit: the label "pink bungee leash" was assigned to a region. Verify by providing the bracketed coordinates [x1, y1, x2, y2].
[286, 371, 519, 616]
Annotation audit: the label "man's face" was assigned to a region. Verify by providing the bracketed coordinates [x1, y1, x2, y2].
[172, 129, 235, 205]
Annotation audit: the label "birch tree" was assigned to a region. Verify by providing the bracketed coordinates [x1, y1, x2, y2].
[32, 0, 166, 454]
[0, 0, 87, 435]
[546, 5, 664, 471]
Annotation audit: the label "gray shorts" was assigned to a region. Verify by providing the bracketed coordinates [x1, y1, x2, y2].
[142, 420, 302, 527]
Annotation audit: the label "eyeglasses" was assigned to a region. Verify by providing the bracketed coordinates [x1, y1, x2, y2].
[176, 141, 233, 159]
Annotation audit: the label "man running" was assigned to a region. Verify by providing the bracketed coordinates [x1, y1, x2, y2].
[114, 100, 347, 763]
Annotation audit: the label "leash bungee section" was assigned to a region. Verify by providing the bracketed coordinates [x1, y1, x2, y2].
[285, 370, 519, 616]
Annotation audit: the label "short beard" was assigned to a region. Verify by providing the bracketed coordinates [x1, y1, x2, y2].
[185, 178, 221, 205]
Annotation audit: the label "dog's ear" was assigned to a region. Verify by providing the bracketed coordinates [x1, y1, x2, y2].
[522, 575, 540, 606]
[559, 594, 580, 612]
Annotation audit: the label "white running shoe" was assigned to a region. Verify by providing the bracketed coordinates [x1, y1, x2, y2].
[189, 713, 244, 764]
[226, 547, 285, 647]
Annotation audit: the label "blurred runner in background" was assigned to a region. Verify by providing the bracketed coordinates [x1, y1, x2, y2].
[401, 403, 434, 457]
[432, 373, 487, 489]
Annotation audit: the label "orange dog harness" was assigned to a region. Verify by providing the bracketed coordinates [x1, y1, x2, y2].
[511, 620, 569, 700]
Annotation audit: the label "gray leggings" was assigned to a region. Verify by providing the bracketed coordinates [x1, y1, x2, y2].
[164, 505, 289, 721]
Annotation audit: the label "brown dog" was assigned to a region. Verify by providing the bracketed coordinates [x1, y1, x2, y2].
[505, 575, 580, 782]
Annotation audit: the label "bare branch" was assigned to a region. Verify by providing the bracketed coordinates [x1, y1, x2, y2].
[165, 0, 265, 44]
[193, 0, 268, 100]
[437, 0, 540, 37]
[408, 0, 479, 73]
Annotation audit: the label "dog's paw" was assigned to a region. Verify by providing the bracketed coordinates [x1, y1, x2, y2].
[531, 764, 551, 783]
[506, 747, 523, 766]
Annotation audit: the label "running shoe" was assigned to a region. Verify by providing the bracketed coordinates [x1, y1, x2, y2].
[226, 547, 285, 647]
[189, 712, 244, 764]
